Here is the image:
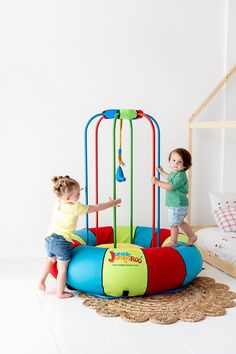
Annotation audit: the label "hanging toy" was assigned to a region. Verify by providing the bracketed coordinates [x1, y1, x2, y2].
[116, 119, 126, 182]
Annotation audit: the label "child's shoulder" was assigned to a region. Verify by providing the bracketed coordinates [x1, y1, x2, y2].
[177, 170, 187, 179]
[74, 202, 89, 215]
[168, 170, 187, 182]
[169, 171, 185, 178]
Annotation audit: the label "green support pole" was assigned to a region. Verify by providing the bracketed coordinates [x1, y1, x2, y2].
[129, 120, 133, 244]
[113, 114, 119, 248]
[113, 113, 134, 247]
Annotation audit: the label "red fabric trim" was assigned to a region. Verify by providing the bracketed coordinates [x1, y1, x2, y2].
[137, 110, 144, 118]
[159, 228, 171, 246]
[89, 226, 114, 245]
[151, 228, 171, 247]
[50, 262, 58, 279]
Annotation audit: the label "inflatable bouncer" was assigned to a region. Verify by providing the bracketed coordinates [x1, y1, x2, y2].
[51, 109, 203, 298]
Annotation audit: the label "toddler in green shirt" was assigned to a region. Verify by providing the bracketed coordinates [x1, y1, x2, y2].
[152, 148, 197, 247]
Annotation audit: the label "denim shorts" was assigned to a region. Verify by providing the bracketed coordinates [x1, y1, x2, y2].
[45, 234, 72, 262]
[168, 207, 188, 226]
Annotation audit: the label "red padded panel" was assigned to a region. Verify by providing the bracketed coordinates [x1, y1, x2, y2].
[159, 228, 171, 246]
[143, 247, 186, 295]
[89, 226, 114, 245]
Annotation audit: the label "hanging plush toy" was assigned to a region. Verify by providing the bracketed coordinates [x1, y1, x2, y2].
[116, 119, 126, 182]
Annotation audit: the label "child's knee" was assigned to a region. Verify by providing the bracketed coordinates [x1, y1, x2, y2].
[170, 225, 179, 230]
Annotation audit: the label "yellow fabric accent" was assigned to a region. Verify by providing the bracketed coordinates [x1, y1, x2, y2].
[72, 234, 86, 245]
[47, 200, 88, 242]
[116, 226, 136, 244]
[96, 243, 142, 249]
[162, 233, 200, 251]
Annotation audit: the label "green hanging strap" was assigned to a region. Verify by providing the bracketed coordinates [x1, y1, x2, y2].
[129, 120, 133, 244]
[113, 115, 133, 248]
[113, 114, 119, 248]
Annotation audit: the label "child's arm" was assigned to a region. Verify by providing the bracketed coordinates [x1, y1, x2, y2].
[87, 197, 121, 213]
[151, 177, 173, 191]
[156, 166, 169, 179]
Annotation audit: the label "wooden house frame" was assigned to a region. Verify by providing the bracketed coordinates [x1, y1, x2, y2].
[187, 65, 236, 226]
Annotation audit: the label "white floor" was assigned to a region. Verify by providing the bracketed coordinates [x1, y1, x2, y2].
[0, 260, 236, 354]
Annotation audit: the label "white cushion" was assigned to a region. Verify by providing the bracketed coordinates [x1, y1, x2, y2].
[212, 208, 236, 232]
[208, 192, 236, 211]
[208, 192, 236, 232]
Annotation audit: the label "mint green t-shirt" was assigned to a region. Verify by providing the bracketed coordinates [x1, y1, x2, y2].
[166, 171, 189, 207]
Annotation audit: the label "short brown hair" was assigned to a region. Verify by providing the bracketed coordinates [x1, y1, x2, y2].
[52, 175, 79, 198]
[168, 148, 192, 171]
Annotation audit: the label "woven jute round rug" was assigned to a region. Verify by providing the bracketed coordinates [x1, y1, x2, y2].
[78, 277, 236, 324]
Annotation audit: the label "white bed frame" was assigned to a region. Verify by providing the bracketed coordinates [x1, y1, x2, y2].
[187, 65, 236, 277]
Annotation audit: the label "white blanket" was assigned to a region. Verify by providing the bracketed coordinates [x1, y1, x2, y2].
[196, 227, 236, 266]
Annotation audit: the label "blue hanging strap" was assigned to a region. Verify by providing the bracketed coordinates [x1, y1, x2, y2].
[116, 119, 126, 182]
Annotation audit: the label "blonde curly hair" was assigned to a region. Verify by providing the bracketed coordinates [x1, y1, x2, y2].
[52, 175, 79, 198]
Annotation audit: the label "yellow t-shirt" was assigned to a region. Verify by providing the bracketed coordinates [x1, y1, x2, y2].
[47, 200, 89, 242]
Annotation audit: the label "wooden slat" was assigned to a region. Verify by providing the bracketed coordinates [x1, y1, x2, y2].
[190, 121, 236, 129]
[200, 248, 236, 278]
[187, 65, 236, 224]
[189, 65, 236, 123]
[191, 225, 216, 232]
[187, 120, 193, 223]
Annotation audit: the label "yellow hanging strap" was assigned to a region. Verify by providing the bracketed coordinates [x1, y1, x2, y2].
[118, 119, 125, 166]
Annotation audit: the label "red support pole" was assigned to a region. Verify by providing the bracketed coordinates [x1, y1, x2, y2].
[143, 114, 157, 247]
[95, 117, 104, 244]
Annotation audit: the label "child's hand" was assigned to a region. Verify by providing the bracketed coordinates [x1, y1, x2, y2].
[156, 166, 163, 173]
[109, 197, 121, 207]
[151, 176, 158, 185]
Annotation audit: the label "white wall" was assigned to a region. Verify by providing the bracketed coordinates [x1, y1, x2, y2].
[0, 0, 229, 259]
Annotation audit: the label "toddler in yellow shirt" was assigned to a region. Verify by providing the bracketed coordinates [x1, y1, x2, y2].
[38, 175, 121, 299]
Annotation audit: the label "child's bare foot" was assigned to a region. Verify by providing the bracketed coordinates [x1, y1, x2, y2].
[163, 242, 178, 248]
[187, 235, 197, 246]
[57, 292, 73, 299]
[38, 281, 46, 291]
